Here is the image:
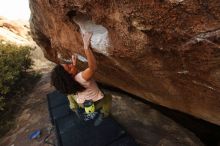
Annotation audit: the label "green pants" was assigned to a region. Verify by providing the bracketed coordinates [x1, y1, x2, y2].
[67, 94, 112, 117]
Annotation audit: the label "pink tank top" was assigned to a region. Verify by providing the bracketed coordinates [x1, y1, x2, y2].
[74, 72, 104, 104]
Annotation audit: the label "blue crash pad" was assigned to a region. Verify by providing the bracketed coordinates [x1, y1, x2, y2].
[47, 91, 138, 146]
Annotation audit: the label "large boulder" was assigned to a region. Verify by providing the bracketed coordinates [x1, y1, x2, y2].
[0, 17, 54, 71]
[0, 17, 31, 45]
[29, 0, 220, 125]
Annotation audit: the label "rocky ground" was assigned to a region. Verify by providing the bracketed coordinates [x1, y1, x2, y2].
[0, 16, 204, 146]
[0, 16, 31, 46]
[0, 67, 204, 146]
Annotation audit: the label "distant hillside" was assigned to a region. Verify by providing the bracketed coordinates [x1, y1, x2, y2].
[0, 16, 54, 70]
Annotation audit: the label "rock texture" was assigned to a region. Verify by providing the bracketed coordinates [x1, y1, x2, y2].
[29, 0, 220, 125]
[0, 17, 54, 70]
[110, 91, 204, 146]
[0, 17, 31, 45]
[0, 72, 204, 146]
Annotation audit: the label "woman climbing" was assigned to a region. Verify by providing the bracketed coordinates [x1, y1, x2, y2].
[51, 32, 111, 125]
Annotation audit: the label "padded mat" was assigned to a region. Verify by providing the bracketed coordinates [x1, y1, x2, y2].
[47, 91, 138, 146]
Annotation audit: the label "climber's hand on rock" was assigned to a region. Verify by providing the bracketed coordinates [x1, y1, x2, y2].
[71, 54, 77, 66]
[82, 32, 92, 49]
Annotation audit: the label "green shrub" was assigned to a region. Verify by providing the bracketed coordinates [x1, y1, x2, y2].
[0, 42, 32, 110]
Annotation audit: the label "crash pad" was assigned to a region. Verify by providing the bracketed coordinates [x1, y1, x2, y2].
[47, 91, 138, 146]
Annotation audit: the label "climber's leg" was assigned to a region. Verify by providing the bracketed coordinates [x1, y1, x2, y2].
[95, 94, 112, 117]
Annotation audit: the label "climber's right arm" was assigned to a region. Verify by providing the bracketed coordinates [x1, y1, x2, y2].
[81, 32, 97, 81]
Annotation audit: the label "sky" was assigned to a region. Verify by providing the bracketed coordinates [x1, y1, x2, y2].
[0, 0, 30, 20]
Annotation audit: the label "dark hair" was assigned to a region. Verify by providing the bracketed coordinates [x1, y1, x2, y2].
[51, 65, 85, 94]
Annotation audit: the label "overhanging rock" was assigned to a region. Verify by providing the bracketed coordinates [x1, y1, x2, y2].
[29, 0, 220, 125]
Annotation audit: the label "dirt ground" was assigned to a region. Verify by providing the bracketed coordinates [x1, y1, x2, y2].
[0, 71, 56, 146]
[0, 69, 204, 146]
[0, 48, 204, 145]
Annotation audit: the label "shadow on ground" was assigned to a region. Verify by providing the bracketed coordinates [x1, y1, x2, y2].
[0, 71, 204, 146]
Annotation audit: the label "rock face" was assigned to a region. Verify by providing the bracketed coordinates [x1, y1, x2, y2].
[0, 17, 54, 71]
[0, 17, 31, 45]
[29, 0, 220, 125]
[110, 91, 204, 146]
